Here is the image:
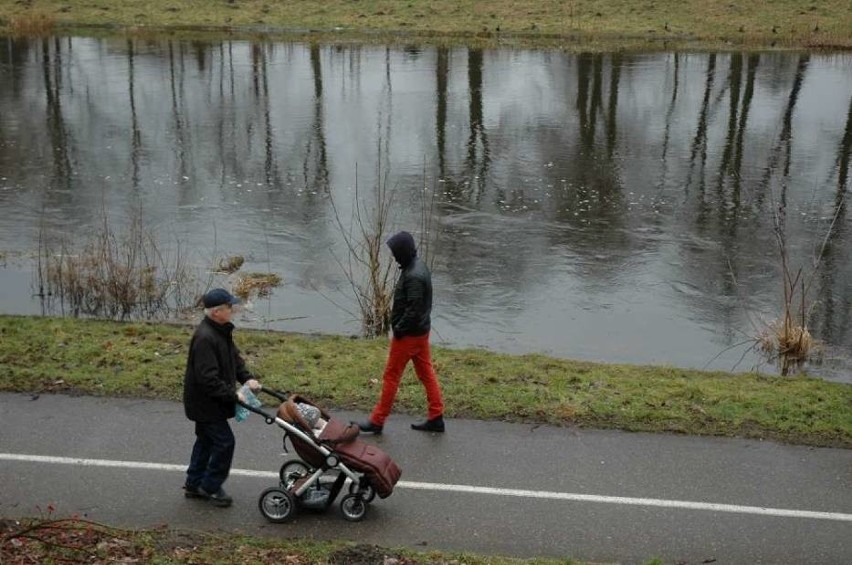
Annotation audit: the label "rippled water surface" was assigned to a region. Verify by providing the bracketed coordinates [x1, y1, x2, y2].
[1, 37, 850, 381]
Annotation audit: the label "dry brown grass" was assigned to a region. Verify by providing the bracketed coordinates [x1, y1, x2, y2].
[7, 11, 55, 36]
[215, 255, 245, 274]
[233, 272, 282, 300]
[1, 1, 849, 50]
[759, 319, 820, 375]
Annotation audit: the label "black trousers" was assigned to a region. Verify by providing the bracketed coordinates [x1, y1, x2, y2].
[185, 420, 235, 494]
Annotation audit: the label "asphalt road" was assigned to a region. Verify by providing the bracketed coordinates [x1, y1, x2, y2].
[1, 392, 850, 564]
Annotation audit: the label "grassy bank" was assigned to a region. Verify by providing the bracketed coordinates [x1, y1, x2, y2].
[1, 315, 850, 448]
[1, 0, 850, 50]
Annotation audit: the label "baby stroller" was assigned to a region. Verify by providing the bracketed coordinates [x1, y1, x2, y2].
[238, 388, 401, 523]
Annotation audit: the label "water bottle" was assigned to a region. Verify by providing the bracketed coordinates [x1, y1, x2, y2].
[235, 384, 260, 422]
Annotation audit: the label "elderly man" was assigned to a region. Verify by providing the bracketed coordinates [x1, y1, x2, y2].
[182, 288, 261, 507]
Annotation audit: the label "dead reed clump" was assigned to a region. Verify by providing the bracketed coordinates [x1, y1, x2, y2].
[233, 272, 282, 300]
[759, 319, 821, 375]
[9, 12, 56, 36]
[759, 321, 814, 358]
[755, 186, 843, 376]
[214, 255, 245, 274]
[36, 210, 198, 320]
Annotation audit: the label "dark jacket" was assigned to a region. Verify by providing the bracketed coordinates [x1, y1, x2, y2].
[387, 231, 432, 338]
[183, 316, 253, 422]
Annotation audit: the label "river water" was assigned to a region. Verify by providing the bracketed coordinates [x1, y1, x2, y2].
[1, 36, 850, 381]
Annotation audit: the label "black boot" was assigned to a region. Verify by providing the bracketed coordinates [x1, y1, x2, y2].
[355, 420, 383, 434]
[201, 487, 233, 508]
[411, 415, 445, 433]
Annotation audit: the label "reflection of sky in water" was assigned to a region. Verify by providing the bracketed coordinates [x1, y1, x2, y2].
[0, 38, 850, 381]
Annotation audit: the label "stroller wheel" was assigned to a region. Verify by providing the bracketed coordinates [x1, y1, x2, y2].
[339, 493, 368, 522]
[279, 459, 310, 487]
[258, 487, 297, 523]
[348, 481, 376, 504]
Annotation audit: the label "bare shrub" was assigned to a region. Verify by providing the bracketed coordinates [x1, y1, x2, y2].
[328, 160, 396, 338]
[758, 192, 842, 375]
[324, 155, 441, 338]
[36, 208, 197, 320]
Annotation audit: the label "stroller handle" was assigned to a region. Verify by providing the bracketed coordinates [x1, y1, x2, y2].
[260, 387, 289, 402]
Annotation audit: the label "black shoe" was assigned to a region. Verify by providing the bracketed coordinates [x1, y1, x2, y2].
[202, 487, 233, 507]
[183, 484, 207, 499]
[355, 420, 383, 435]
[411, 416, 445, 433]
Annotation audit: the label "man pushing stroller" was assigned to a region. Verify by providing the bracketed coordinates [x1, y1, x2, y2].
[182, 288, 262, 508]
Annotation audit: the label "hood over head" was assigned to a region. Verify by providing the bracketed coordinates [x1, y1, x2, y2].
[386, 231, 417, 268]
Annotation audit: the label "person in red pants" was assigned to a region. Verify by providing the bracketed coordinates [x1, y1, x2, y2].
[357, 231, 445, 434]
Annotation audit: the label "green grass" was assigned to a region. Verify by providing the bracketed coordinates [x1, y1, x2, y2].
[0, 0, 850, 50]
[2, 314, 850, 447]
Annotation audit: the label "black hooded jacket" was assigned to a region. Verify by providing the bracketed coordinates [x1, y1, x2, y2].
[183, 316, 253, 422]
[387, 231, 432, 338]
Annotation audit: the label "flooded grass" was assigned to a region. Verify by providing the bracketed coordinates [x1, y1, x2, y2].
[214, 254, 245, 274]
[0, 0, 849, 50]
[233, 271, 283, 299]
[36, 210, 198, 320]
[209, 256, 283, 303]
[1, 314, 849, 448]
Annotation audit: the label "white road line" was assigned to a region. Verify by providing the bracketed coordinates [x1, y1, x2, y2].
[400, 481, 852, 522]
[2, 452, 851, 523]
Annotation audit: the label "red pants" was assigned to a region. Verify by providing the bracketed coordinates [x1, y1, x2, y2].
[370, 333, 444, 426]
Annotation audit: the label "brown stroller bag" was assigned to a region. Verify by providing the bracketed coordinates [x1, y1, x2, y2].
[323, 420, 401, 498]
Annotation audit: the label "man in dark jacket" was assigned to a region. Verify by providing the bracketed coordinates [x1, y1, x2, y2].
[182, 288, 261, 507]
[357, 231, 445, 434]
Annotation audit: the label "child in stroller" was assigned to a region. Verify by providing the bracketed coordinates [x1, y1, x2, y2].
[280, 397, 330, 435]
[238, 388, 401, 523]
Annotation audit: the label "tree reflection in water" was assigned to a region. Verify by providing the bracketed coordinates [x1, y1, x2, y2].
[0, 36, 850, 380]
